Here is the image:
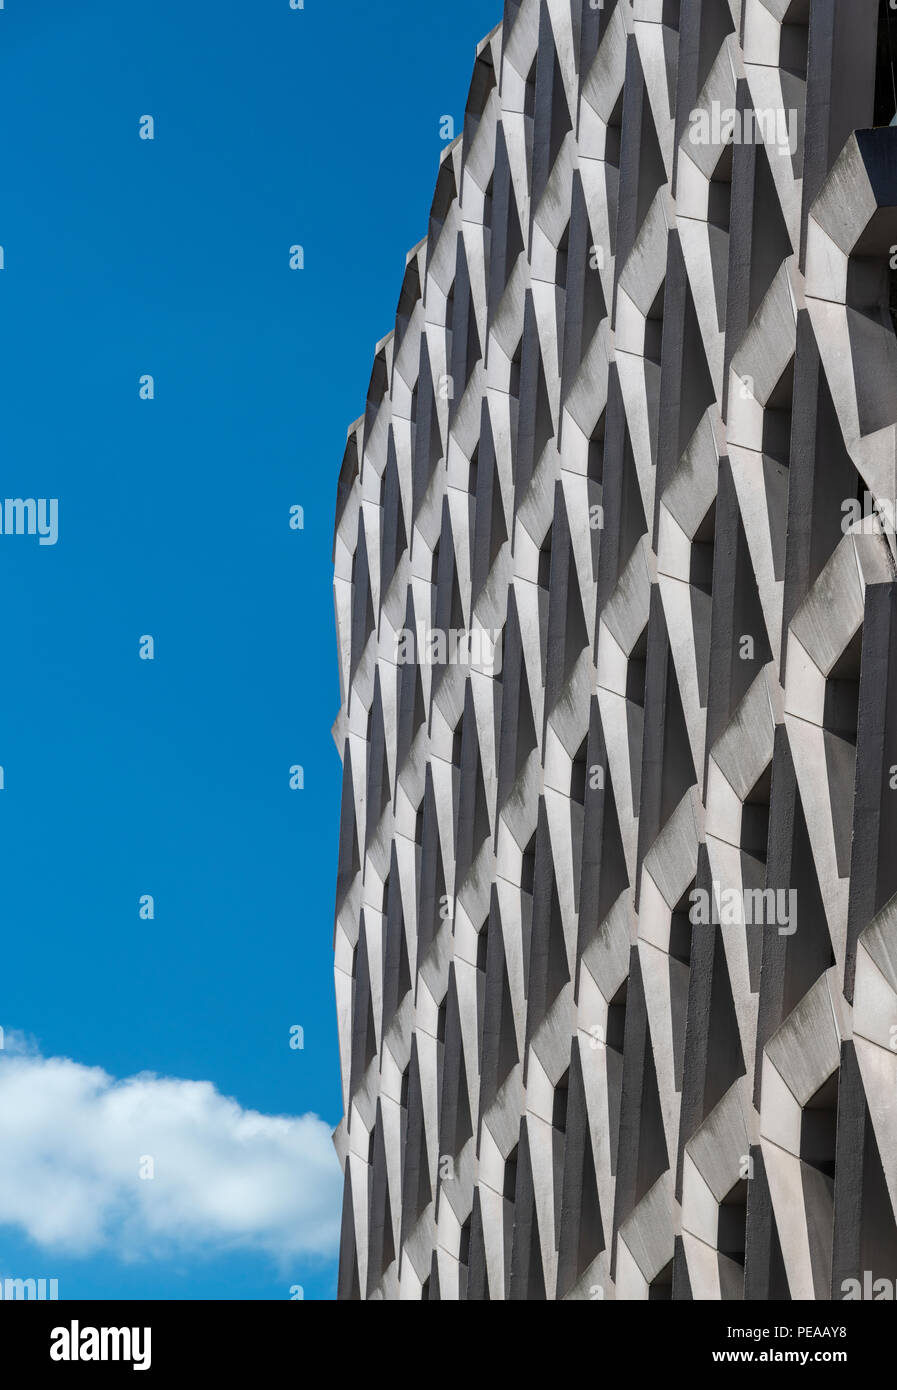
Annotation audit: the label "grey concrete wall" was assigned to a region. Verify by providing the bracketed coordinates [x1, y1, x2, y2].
[331, 0, 897, 1300]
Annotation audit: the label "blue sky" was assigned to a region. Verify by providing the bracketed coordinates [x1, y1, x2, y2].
[0, 0, 500, 1299]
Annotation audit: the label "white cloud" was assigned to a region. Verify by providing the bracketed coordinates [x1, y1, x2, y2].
[0, 1049, 342, 1263]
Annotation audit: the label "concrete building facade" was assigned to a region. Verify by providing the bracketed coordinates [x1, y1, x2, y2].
[332, 0, 897, 1299]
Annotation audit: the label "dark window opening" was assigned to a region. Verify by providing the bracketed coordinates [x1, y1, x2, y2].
[552, 1069, 569, 1134]
[459, 1216, 471, 1268]
[763, 359, 794, 469]
[588, 411, 606, 486]
[521, 833, 536, 896]
[468, 444, 479, 499]
[875, 0, 897, 128]
[669, 890, 694, 968]
[570, 735, 588, 806]
[606, 980, 627, 1179]
[483, 173, 494, 231]
[644, 282, 665, 367]
[801, 1073, 839, 1180]
[606, 980, 627, 1055]
[509, 336, 523, 398]
[476, 923, 489, 974]
[741, 765, 772, 866]
[708, 145, 733, 330]
[503, 1144, 519, 1202]
[708, 143, 733, 233]
[780, 0, 810, 80]
[718, 1179, 748, 1266]
[649, 1260, 673, 1301]
[606, 88, 623, 167]
[606, 90, 624, 258]
[669, 882, 694, 1092]
[556, 222, 570, 294]
[538, 529, 553, 591]
[626, 627, 648, 708]
[445, 282, 456, 335]
[690, 501, 716, 597]
[823, 628, 862, 746]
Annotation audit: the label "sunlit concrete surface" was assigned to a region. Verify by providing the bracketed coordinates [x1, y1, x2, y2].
[332, 0, 897, 1300]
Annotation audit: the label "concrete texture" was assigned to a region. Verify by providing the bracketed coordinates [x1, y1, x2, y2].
[331, 0, 897, 1300]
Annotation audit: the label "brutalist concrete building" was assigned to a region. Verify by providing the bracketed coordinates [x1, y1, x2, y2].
[331, 0, 897, 1299]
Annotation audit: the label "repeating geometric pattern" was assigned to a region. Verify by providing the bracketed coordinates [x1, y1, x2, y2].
[332, 0, 897, 1299]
